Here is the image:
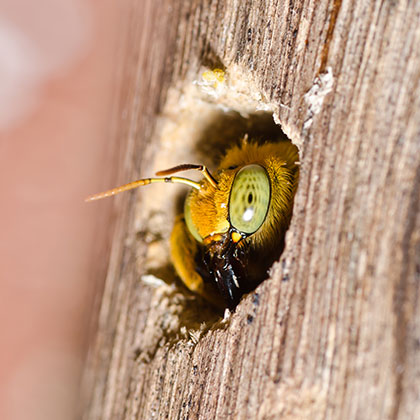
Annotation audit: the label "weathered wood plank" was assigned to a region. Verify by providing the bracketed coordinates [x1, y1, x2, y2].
[82, 1, 420, 419]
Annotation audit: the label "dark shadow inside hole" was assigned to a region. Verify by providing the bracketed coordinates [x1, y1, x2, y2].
[149, 111, 296, 328]
[194, 111, 289, 167]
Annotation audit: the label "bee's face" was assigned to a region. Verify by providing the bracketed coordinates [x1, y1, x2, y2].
[183, 164, 274, 307]
[185, 163, 271, 243]
[183, 142, 298, 308]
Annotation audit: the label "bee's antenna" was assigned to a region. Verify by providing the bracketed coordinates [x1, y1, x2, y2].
[156, 164, 218, 188]
[85, 176, 201, 202]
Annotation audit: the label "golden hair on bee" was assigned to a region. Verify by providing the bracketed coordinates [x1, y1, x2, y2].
[87, 137, 299, 309]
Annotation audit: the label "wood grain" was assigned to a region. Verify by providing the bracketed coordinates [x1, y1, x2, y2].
[81, 1, 420, 419]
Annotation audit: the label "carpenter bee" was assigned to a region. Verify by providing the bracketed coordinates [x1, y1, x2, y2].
[87, 138, 299, 309]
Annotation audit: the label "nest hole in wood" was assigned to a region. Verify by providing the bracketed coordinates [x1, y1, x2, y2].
[135, 72, 299, 342]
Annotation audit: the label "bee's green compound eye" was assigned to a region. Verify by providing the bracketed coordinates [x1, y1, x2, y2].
[184, 193, 203, 243]
[229, 164, 271, 234]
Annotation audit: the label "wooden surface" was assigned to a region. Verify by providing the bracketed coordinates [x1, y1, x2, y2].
[81, 1, 420, 419]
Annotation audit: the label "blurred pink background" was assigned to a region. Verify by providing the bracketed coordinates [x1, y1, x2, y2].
[0, 1, 125, 419]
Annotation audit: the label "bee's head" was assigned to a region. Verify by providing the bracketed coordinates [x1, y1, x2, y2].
[184, 163, 271, 244]
[183, 163, 274, 308]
